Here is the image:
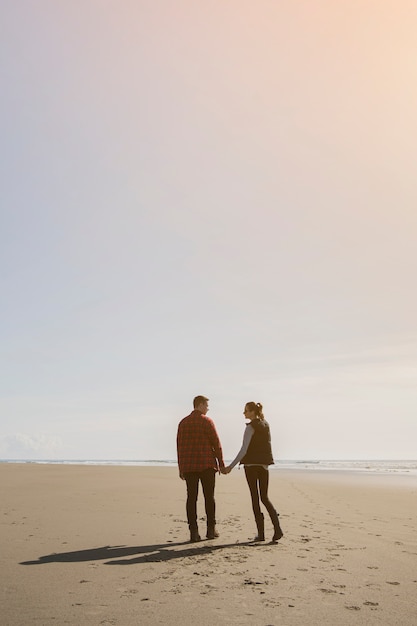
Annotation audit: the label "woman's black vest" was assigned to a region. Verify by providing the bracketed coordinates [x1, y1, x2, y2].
[241, 419, 274, 466]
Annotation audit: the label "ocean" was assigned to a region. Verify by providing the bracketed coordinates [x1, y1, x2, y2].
[2, 459, 417, 476]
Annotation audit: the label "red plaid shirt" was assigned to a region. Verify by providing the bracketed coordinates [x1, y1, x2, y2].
[177, 410, 225, 475]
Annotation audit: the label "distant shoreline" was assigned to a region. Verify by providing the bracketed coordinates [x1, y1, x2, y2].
[1, 458, 417, 476]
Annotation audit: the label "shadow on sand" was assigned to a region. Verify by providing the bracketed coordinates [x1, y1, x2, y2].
[19, 540, 264, 566]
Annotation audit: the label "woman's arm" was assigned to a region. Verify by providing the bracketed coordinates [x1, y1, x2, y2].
[226, 424, 254, 471]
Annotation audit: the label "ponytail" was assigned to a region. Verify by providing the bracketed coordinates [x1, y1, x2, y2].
[246, 401, 265, 420]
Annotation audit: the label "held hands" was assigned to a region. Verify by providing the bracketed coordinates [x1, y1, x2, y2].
[220, 466, 232, 475]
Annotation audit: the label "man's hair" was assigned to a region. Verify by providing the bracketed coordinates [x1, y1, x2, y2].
[193, 395, 209, 408]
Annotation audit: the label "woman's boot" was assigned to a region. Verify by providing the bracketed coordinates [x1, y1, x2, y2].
[270, 511, 283, 542]
[254, 513, 265, 541]
[206, 525, 219, 539]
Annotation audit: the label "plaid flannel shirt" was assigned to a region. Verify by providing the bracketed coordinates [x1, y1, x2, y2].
[177, 410, 225, 475]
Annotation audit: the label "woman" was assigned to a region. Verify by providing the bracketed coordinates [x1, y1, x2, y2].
[224, 402, 283, 542]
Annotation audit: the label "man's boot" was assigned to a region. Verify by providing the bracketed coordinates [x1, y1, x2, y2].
[254, 513, 265, 541]
[190, 528, 201, 543]
[271, 511, 283, 542]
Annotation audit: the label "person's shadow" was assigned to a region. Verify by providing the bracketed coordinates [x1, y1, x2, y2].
[20, 540, 258, 566]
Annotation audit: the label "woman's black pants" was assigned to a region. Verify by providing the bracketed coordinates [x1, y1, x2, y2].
[244, 465, 279, 523]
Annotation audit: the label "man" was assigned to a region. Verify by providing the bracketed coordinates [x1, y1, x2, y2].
[177, 395, 225, 543]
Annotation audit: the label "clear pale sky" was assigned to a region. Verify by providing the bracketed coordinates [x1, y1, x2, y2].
[1, 1, 416, 461]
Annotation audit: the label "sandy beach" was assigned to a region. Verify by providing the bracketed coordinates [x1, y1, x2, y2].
[1, 464, 416, 625]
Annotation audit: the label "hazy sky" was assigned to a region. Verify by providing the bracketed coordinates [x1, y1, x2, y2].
[1, 1, 416, 461]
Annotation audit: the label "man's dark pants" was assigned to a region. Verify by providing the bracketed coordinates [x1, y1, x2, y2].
[184, 468, 216, 530]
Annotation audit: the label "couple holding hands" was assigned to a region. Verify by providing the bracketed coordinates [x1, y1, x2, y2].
[177, 395, 284, 544]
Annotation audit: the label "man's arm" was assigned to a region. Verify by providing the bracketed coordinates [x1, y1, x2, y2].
[176, 426, 185, 480]
[207, 419, 225, 470]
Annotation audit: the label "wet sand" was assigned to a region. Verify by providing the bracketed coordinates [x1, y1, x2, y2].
[1, 463, 416, 625]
